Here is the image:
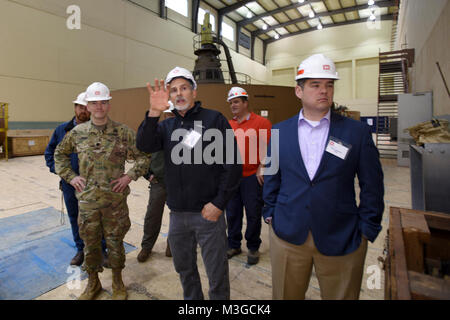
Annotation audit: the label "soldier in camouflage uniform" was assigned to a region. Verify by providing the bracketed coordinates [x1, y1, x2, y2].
[55, 82, 150, 300]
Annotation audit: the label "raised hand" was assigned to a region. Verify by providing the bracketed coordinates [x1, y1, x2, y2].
[147, 79, 170, 117]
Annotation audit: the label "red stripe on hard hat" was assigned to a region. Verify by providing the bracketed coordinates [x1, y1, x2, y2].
[298, 69, 304, 75]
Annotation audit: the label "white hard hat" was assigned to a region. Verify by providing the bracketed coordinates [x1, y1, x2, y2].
[227, 87, 249, 102]
[73, 92, 88, 106]
[165, 67, 197, 90]
[85, 82, 112, 101]
[295, 54, 339, 80]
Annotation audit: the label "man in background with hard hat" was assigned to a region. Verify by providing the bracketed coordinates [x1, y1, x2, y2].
[136, 67, 241, 300]
[225, 87, 271, 265]
[55, 82, 150, 300]
[263, 54, 384, 299]
[137, 108, 175, 263]
[45, 92, 108, 267]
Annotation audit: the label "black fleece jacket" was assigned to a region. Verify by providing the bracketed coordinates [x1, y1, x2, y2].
[136, 102, 242, 212]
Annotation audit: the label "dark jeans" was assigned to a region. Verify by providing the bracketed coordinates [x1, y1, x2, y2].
[225, 174, 263, 251]
[169, 211, 230, 300]
[141, 182, 167, 250]
[61, 180, 106, 253]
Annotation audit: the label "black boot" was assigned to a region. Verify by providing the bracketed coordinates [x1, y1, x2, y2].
[70, 251, 84, 266]
[137, 248, 152, 262]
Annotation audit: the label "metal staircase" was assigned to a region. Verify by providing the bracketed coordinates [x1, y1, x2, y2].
[376, 49, 414, 158]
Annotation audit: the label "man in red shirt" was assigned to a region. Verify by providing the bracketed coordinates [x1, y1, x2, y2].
[226, 87, 272, 265]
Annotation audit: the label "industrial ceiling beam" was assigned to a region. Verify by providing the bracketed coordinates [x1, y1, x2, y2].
[218, 0, 255, 41]
[264, 14, 393, 45]
[240, 0, 394, 28]
[252, 0, 395, 36]
[237, 0, 324, 27]
[218, 0, 256, 15]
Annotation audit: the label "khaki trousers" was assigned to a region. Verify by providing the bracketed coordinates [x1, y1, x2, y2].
[269, 226, 367, 300]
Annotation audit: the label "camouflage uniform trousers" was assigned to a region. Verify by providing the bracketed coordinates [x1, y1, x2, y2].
[78, 194, 131, 273]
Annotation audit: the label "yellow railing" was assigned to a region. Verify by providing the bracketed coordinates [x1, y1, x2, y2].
[0, 102, 9, 160]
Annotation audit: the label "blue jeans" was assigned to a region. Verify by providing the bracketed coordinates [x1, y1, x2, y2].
[225, 174, 263, 251]
[61, 180, 106, 253]
[168, 211, 230, 300]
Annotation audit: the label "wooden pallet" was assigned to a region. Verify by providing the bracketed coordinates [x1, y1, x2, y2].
[385, 207, 450, 299]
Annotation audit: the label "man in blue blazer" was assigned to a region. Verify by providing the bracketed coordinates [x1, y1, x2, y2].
[263, 54, 384, 300]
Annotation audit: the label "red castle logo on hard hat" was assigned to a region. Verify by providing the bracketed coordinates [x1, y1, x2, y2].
[95, 91, 101, 95]
[298, 69, 305, 75]
[323, 65, 331, 70]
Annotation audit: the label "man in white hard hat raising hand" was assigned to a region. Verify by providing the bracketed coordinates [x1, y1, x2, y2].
[55, 82, 150, 300]
[137, 67, 242, 300]
[263, 54, 384, 299]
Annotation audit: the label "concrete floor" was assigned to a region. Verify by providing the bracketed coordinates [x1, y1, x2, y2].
[0, 156, 411, 300]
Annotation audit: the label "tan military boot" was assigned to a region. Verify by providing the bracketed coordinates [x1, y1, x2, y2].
[78, 272, 102, 300]
[112, 269, 127, 300]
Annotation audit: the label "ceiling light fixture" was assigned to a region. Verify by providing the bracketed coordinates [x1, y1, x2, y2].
[274, 34, 280, 40]
[368, 0, 375, 5]
[318, 23, 323, 30]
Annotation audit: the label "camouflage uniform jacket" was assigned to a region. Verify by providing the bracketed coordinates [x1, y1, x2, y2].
[55, 118, 150, 201]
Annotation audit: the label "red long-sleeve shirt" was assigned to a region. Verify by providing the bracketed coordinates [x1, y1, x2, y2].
[229, 112, 272, 177]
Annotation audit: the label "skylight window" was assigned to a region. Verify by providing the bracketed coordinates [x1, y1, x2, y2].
[165, 0, 188, 17]
[221, 22, 234, 41]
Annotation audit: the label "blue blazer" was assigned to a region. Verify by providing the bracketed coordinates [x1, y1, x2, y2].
[263, 112, 384, 256]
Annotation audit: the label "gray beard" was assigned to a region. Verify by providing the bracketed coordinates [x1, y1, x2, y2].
[174, 103, 189, 111]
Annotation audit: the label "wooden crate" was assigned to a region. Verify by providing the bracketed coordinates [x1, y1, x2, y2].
[7, 135, 49, 157]
[385, 207, 450, 299]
